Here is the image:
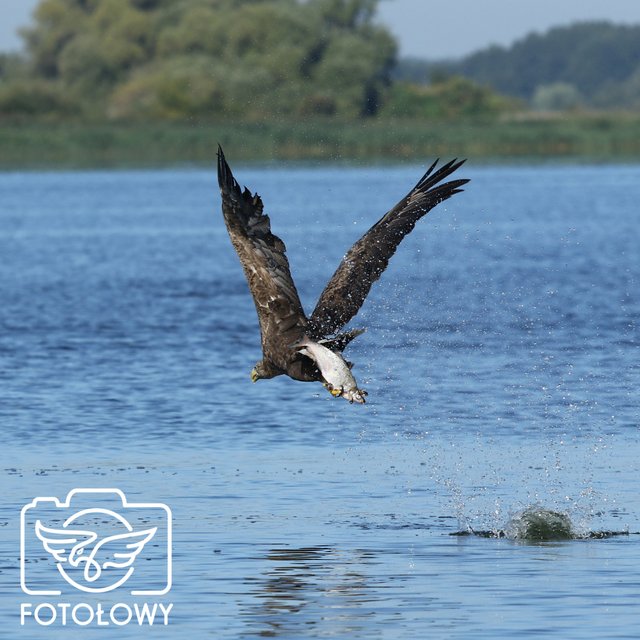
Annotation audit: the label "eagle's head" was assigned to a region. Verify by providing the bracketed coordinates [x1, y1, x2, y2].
[251, 359, 281, 382]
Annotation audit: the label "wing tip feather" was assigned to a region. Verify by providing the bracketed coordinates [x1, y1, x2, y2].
[415, 157, 468, 192]
[217, 144, 248, 203]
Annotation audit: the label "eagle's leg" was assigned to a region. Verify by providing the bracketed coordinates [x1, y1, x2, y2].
[322, 381, 344, 397]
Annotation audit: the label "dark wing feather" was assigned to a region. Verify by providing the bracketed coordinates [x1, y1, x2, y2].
[217, 146, 307, 359]
[308, 158, 468, 338]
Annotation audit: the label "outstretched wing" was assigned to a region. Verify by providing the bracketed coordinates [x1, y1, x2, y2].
[217, 146, 307, 356]
[308, 159, 469, 338]
[94, 527, 158, 571]
[35, 520, 97, 565]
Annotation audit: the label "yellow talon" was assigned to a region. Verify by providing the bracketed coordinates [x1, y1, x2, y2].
[329, 387, 342, 397]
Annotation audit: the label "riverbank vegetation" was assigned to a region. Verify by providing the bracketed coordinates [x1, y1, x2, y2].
[2, 113, 640, 169]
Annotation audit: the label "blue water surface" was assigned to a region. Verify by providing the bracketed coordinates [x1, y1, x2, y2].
[1, 163, 639, 638]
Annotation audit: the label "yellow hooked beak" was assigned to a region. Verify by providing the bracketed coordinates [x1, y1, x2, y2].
[250, 368, 259, 383]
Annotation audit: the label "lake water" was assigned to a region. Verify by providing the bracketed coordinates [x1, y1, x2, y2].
[1, 162, 639, 638]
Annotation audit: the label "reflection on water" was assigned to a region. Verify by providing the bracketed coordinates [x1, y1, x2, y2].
[244, 546, 377, 638]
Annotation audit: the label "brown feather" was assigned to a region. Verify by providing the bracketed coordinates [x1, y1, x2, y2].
[307, 159, 469, 338]
[217, 146, 308, 374]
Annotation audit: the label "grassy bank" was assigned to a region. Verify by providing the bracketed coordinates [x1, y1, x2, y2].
[1, 114, 640, 169]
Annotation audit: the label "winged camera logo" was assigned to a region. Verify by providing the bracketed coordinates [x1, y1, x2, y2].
[20, 489, 173, 627]
[21, 488, 171, 595]
[34, 517, 157, 592]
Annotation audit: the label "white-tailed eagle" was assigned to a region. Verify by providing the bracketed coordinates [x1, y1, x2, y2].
[217, 146, 468, 404]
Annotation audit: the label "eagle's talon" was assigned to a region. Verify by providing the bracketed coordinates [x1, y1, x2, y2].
[323, 381, 343, 397]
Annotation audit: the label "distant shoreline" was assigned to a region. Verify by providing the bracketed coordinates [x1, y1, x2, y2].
[1, 114, 640, 169]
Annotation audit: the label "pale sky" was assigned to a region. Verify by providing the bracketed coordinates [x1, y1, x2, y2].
[376, 0, 640, 58]
[2, 0, 640, 59]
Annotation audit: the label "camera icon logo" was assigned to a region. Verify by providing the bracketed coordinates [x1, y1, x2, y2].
[20, 488, 172, 596]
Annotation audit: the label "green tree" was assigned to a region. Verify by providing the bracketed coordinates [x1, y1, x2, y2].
[450, 21, 640, 107]
[12, 0, 397, 121]
[0, 79, 79, 118]
[532, 83, 583, 112]
[593, 64, 640, 109]
[383, 76, 518, 120]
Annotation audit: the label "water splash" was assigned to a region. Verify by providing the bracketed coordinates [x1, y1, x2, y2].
[506, 506, 574, 540]
[453, 505, 632, 541]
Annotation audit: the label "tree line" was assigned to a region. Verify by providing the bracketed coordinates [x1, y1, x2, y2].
[0, 0, 514, 122]
[397, 21, 640, 111]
